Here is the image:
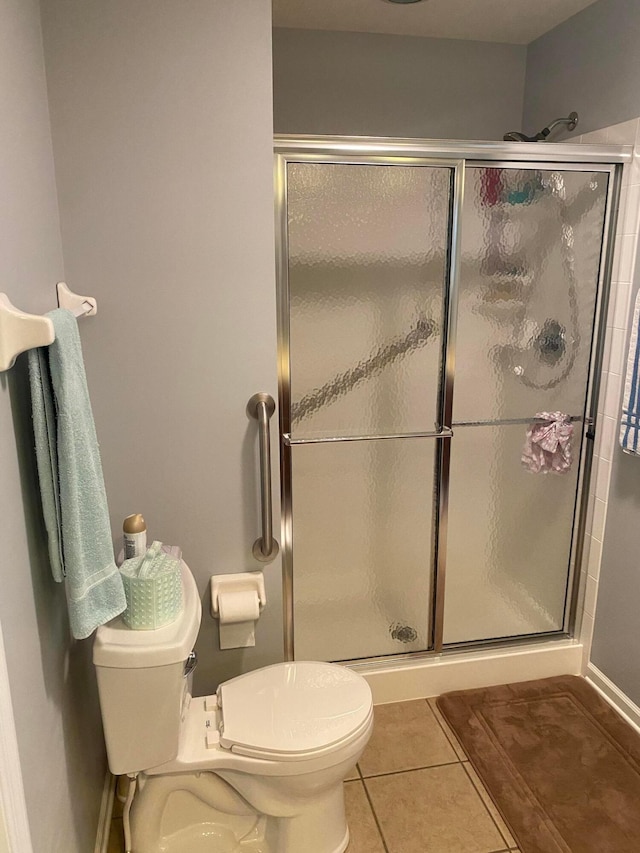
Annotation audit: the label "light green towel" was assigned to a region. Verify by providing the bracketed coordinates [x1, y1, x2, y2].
[28, 309, 126, 639]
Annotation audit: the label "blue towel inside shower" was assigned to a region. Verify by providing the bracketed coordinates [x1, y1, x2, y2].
[28, 309, 126, 638]
[620, 290, 640, 455]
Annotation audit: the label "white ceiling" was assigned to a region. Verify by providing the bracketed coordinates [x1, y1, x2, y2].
[272, 0, 600, 45]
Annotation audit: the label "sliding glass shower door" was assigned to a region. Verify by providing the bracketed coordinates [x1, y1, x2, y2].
[276, 142, 616, 663]
[283, 160, 455, 661]
[444, 166, 609, 644]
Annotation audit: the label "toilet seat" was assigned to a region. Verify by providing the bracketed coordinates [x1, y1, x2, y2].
[218, 661, 372, 762]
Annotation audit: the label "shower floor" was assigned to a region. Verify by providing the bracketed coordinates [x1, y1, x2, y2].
[295, 592, 430, 662]
[294, 571, 557, 663]
[443, 572, 558, 646]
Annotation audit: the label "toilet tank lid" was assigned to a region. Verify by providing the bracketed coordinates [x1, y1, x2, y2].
[93, 561, 201, 668]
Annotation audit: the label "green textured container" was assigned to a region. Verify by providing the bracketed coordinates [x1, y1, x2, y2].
[120, 555, 183, 630]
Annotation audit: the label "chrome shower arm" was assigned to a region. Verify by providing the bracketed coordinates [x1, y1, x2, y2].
[503, 112, 579, 142]
[544, 112, 579, 136]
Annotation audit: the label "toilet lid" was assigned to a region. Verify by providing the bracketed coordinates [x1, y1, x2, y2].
[218, 661, 372, 760]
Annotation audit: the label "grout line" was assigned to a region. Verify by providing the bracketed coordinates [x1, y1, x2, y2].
[461, 762, 515, 851]
[425, 697, 453, 746]
[425, 697, 469, 759]
[360, 759, 462, 780]
[361, 778, 390, 853]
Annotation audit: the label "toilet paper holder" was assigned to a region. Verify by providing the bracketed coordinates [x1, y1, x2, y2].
[211, 571, 267, 618]
[211, 572, 267, 649]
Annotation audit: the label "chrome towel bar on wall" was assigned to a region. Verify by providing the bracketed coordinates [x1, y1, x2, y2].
[247, 392, 279, 563]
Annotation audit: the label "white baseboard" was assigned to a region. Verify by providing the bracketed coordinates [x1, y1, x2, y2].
[586, 663, 640, 734]
[356, 640, 583, 704]
[0, 624, 33, 853]
[94, 772, 116, 853]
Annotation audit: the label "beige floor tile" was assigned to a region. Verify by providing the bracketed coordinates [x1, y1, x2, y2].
[107, 819, 125, 853]
[344, 781, 386, 853]
[463, 763, 517, 849]
[366, 764, 506, 853]
[345, 764, 360, 781]
[359, 700, 457, 777]
[428, 697, 468, 761]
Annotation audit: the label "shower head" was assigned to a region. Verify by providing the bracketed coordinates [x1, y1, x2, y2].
[503, 112, 579, 143]
[503, 131, 533, 142]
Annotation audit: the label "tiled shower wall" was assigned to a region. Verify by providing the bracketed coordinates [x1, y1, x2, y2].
[574, 119, 640, 668]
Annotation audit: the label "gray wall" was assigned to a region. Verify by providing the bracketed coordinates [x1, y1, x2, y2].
[590, 263, 640, 705]
[41, 0, 282, 693]
[524, 0, 640, 137]
[273, 28, 526, 140]
[0, 0, 106, 850]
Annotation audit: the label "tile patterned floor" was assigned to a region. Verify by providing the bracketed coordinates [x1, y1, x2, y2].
[107, 698, 520, 852]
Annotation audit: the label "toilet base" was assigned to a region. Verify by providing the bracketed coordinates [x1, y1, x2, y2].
[130, 771, 353, 853]
[138, 824, 349, 853]
[252, 776, 349, 853]
[146, 828, 349, 853]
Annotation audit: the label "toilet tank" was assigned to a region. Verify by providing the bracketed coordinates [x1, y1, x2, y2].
[93, 561, 202, 775]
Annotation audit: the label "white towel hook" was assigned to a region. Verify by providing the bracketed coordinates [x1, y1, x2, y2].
[0, 294, 55, 372]
[57, 282, 97, 317]
[0, 283, 97, 372]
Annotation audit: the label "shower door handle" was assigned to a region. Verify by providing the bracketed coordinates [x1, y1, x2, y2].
[247, 393, 279, 563]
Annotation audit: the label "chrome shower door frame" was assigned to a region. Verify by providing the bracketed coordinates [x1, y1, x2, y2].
[274, 135, 629, 665]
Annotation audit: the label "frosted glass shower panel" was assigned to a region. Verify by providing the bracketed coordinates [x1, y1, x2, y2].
[292, 439, 436, 661]
[287, 162, 452, 439]
[454, 168, 608, 423]
[443, 423, 584, 645]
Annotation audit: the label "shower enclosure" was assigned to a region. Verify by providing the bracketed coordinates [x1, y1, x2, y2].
[274, 136, 623, 665]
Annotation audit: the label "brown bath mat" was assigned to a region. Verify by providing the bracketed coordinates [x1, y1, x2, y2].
[437, 676, 640, 853]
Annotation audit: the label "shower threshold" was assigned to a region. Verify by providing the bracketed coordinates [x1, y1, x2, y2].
[345, 636, 583, 705]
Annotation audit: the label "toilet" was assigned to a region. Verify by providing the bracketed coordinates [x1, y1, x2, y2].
[93, 561, 373, 853]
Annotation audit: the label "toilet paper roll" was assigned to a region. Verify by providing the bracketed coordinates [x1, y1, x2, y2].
[218, 590, 260, 625]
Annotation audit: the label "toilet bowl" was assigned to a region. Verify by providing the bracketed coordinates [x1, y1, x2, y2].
[93, 563, 374, 853]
